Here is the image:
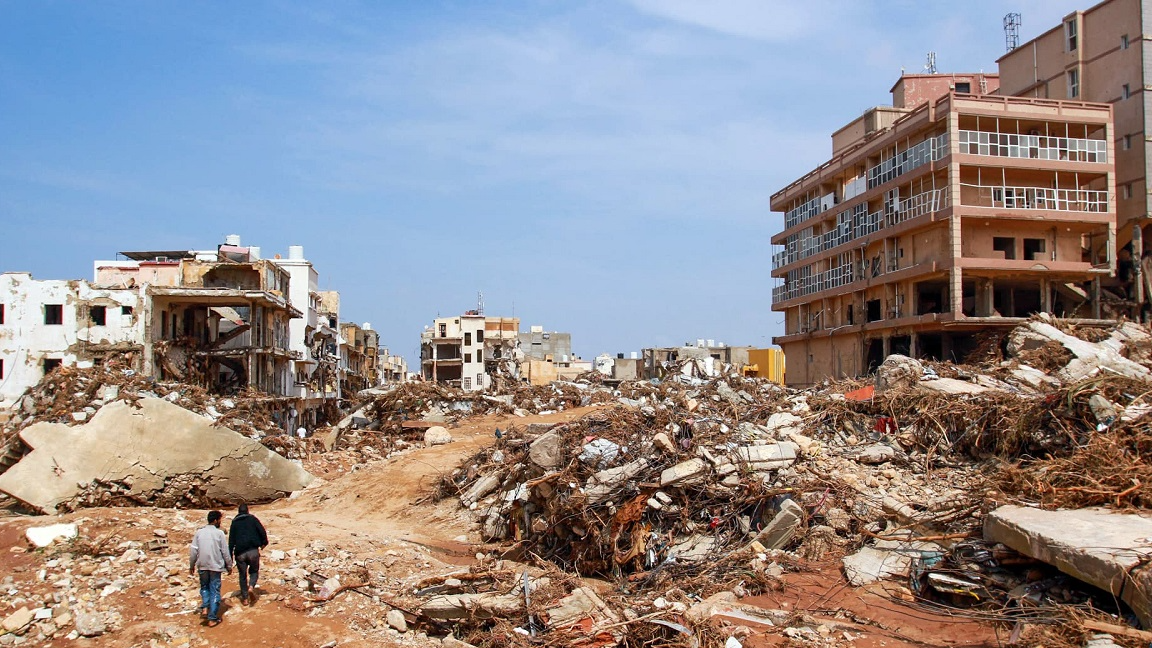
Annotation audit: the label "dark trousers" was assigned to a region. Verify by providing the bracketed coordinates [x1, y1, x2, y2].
[236, 548, 261, 597]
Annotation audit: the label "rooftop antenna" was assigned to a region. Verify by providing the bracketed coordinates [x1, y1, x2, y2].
[1004, 13, 1021, 52]
[924, 51, 937, 74]
[477, 290, 484, 316]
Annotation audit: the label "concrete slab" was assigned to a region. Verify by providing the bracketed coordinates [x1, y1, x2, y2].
[984, 505, 1152, 627]
[0, 397, 313, 513]
[920, 378, 989, 395]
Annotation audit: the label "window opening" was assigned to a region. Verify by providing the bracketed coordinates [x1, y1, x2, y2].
[993, 237, 1017, 260]
[44, 304, 64, 325]
[90, 305, 107, 326]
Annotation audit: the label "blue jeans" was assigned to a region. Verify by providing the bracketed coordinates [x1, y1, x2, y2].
[198, 570, 222, 621]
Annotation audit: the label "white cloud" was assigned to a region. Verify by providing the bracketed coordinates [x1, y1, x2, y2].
[625, 0, 845, 41]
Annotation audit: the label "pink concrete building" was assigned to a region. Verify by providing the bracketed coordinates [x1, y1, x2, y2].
[770, 77, 1115, 386]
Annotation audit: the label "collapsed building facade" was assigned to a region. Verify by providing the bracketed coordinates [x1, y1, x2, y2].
[0, 273, 144, 409]
[2, 236, 407, 427]
[771, 73, 1116, 385]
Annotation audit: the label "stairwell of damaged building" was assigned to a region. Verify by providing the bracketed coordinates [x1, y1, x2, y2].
[0, 235, 409, 430]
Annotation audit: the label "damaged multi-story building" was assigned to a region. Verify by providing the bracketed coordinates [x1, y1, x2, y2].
[0, 273, 144, 408]
[997, 0, 1152, 311]
[771, 72, 1115, 385]
[420, 312, 521, 391]
[3, 235, 405, 424]
[96, 242, 303, 417]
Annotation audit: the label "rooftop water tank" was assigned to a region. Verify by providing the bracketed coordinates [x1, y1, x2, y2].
[288, 245, 305, 260]
[225, 234, 241, 246]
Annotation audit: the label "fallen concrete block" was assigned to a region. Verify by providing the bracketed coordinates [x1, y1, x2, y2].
[875, 355, 924, 392]
[842, 540, 939, 586]
[424, 426, 453, 446]
[2, 607, 33, 634]
[461, 473, 502, 507]
[752, 499, 804, 550]
[660, 458, 709, 486]
[984, 505, 1152, 628]
[585, 458, 649, 504]
[25, 523, 78, 548]
[0, 397, 313, 513]
[920, 378, 989, 395]
[855, 444, 896, 464]
[670, 535, 716, 562]
[529, 430, 564, 469]
[733, 442, 798, 471]
[546, 586, 619, 630]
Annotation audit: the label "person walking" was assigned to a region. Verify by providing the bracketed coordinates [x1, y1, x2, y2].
[228, 502, 268, 604]
[189, 510, 232, 627]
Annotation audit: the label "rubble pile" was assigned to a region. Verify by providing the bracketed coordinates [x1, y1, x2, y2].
[324, 380, 615, 455]
[1, 363, 286, 448]
[437, 376, 989, 582]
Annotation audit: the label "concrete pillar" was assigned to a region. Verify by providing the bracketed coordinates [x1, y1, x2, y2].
[909, 332, 919, 359]
[1040, 278, 1052, 314]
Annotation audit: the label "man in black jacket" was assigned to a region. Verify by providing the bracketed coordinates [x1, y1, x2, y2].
[228, 503, 268, 604]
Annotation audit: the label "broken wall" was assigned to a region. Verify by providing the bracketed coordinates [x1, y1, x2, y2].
[0, 273, 144, 408]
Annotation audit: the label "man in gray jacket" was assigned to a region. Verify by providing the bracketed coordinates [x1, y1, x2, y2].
[189, 510, 233, 626]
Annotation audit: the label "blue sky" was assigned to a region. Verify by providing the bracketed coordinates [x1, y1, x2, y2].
[0, 0, 1088, 363]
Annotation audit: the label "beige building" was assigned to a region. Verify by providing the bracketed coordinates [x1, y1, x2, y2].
[771, 75, 1115, 386]
[420, 313, 521, 391]
[998, 0, 1150, 305]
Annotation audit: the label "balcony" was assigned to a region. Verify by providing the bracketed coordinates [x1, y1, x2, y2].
[772, 263, 854, 304]
[888, 188, 948, 227]
[957, 130, 1107, 163]
[772, 189, 947, 271]
[961, 184, 1109, 213]
[867, 132, 948, 190]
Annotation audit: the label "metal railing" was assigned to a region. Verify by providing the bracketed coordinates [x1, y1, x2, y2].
[772, 188, 948, 270]
[961, 184, 1109, 212]
[957, 130, 1107, 163]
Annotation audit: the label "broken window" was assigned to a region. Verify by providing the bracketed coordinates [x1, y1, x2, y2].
[121, 305, 133, 315]
[43, 358, 62, 375]
[90, 305, 107, 326]
[866, 299, 882, 322]
[476, 329, 484, 343]
[846, 304, 854, 325]
[1023, 238, 1047, 261]
[439, 323, 447, 337]
[464, 332, 472, 346]
[955, 82, 971, 94]
[464, 353, 472, 363]
[993, 237, 1016, 260]
[477, 349, 483, 363]
[44, 304, 63, 325]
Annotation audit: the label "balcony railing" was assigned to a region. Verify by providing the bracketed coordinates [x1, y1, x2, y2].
[867, 133, 948, 190]
[961, 184, 1109, 213]
[772, 188, 948, 270]
[957, 130, 1107, 163]
[888, 188, 948, 227]
[772, 263, 855, 304]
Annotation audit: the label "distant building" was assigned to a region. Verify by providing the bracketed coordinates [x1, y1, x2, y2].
[420, 313, 521, 391]
[643, 341, 750, 379]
